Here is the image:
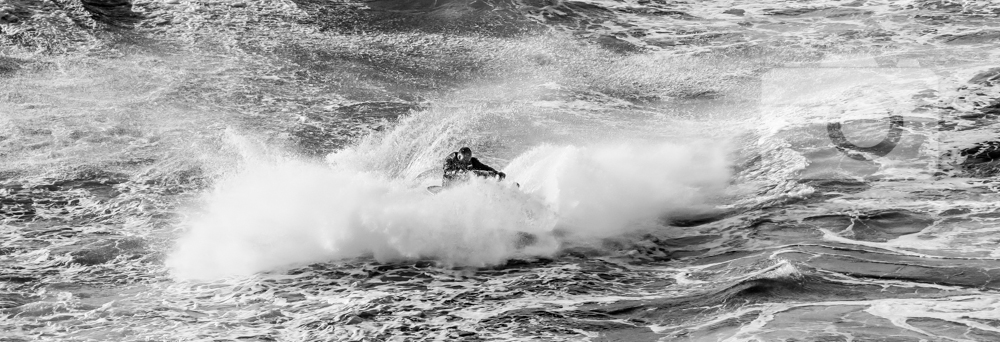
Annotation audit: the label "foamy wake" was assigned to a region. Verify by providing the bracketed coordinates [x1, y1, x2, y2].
[167, 136, 732, 280]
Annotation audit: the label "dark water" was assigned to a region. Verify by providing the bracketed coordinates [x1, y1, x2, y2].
[3, 0, 1000, 341]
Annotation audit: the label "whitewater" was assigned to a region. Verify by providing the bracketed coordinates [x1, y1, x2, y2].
[3, 0, 1000, 341]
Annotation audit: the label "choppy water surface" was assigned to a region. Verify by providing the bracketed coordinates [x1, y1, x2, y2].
[3, 0, 1000, 340]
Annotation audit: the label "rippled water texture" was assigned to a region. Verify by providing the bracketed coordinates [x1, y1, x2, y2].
[3, 0, 1000, 341]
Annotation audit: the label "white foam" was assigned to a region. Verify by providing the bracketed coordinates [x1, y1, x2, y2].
[165, 157, 558, 280]
[167, 134, 733, 280]
[505, 143, 732, 239]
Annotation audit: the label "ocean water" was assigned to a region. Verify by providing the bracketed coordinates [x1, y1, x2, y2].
[3, 0, 1000, 341]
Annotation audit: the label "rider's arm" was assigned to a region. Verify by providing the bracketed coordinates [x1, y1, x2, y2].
[469, 158, 497, 173]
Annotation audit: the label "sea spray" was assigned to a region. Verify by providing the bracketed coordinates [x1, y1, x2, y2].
[167, 135, 733, 280]
[506, 143, 732, 238]
[166, 156, 558, 280]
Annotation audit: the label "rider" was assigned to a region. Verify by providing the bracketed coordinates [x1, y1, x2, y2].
[443, 147, 505, 187]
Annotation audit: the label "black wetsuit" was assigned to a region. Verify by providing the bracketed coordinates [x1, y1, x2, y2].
[443, 152, 499, 187]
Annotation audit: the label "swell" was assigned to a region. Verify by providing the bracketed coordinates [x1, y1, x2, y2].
[579, 243, 1000, 326]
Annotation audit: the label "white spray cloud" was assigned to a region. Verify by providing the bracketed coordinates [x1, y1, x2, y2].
[166, 135, 732, 280]
[506, 143, 732, 238]
[166, 156, 558, 280]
